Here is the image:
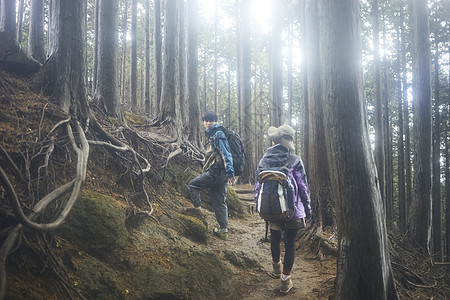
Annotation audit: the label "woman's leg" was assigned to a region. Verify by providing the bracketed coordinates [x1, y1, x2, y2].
[282, 228, 299, 275]
[270, 229, 282, 262]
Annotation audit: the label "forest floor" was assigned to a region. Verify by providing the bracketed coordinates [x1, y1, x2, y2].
[1, 69, 449, 299]
[204, 184, 336, 299]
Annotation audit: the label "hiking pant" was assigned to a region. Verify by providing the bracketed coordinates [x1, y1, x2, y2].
[270, 228, 299, 274]
[187, 168, 228, 230]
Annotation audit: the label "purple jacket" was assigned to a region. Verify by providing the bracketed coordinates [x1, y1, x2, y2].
[254, 144, 312, 219]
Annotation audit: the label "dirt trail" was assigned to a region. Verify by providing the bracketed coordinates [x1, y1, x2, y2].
[201, 185, 335, 299]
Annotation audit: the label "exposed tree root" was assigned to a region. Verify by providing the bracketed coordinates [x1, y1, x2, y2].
[0, 99, 208, 299]
[297, 223, 338, 259]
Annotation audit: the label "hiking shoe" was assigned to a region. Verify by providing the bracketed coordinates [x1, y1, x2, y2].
[280, 275, 293, 294]
[270, 261, 281, 278]
[213, 228, 228, 241]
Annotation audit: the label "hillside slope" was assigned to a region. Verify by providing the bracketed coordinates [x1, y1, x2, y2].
[1, 69, 449, 299]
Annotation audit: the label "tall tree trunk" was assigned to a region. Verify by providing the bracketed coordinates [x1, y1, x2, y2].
[239, 0, 253, 184]
[16, 0, 24, 44]
[120, 0, 128, 105]
[401, 6, 412, 222]
[287, 24, 293, 127]
[93, 0, 99, 92]
[235, 0, 241, 133]
[46, 0, 89, 119]
[446, 62, 450, 261]
[269, 0, 283, 127]
[432, 37, 441, 260]
[153, 0, 162, 117]
[213, 0, 218, 113]
[159, 0, 179, 136]
[257, 68, 264, 161]
[28, 0, 46, 63]
[227, 67, 231, 126]
[319, 0, 398, 298]
[396, 12, 406, 229]
[94, 0, 121, 120]
[84, 0, 88, 91]
[383, 64, 394, 225]
[305, 0, 335, 229]
[372, 0, 386, 213]
[381, 8, 393, 225]
[253, 66, 258, 162]
[178, 0, 187, 124]
[203, 53, 207, 112]
[0, 0, 16, 37]
[299, 0, 310, 172]
[130, 0, 137, 110]
[144, 0, 151, 115]
[408, 0, 432, 254]
[186, 0, 201, 147]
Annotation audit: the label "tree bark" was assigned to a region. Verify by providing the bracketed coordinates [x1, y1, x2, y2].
[372, 0, 386, 213]
[318, 0, 398, 298]
[299, 0, 310, 172]
[446, 43, 450, 262]
[144, 0, 151, 115]
[186, 0, 202, 147]
[213, 0, 218, 113]
[93, 0, 99, 92]
[16, 0, 24, 44]
[130, 0, 137, 110]
[28, 0, 46, 63]
[305, 0, 335, 229]
[120, 0, 128, 106]
[159, 0, 178, 136]
[94, 0, 121, 120]
[238, 0, 253, 184]
[45, 0, 89, 119]
[153, 0, 162, 117]
[0, 0, 16, 37]
[401, 5, 412, 224]
[432, 37, 441, 260]
[381, 9, 393, 225]
[446, 64, 450, 261]
[408, 0, 432, 254]
[178, 0, 187, 124]
[269, 0, 283, 127]
[396, 9, 406, 229]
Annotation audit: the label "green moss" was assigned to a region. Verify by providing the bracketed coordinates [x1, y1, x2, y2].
[76, 256, 126, 300]
[57, 190, 127, 258]
[133, 247, 235, 300]
[166, 163, 198, 198]
[177, 213, 208, 244]
[107, 116, 121, 127]
[226, 187, 246, 219]
[124, 110, 147, 125]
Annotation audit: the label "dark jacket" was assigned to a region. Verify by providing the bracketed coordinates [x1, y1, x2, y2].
[254, 144, 312, 219]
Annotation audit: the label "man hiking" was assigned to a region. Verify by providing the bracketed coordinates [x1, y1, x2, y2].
[187, 111, 235, 240]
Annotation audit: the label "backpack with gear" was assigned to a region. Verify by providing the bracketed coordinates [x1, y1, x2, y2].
[209, 126, 245, 176]
[256, 167, 295, 222]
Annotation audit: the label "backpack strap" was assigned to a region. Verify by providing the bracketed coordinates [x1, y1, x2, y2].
[283, 154, 297, 169]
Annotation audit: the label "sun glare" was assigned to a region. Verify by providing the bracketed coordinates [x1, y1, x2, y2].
[198, 0, 272, 33]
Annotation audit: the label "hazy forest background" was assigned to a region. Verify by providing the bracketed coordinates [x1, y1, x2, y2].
[0, 0, 450, 299]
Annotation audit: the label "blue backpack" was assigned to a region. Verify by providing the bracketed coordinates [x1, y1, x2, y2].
[209, 126, 245, 176]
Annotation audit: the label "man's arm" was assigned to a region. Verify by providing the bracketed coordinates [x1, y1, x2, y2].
[215, 131, 235, 179]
